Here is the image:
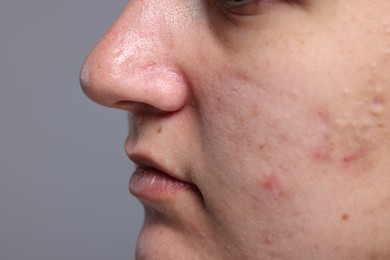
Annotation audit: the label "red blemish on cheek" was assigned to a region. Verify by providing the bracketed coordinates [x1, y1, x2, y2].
[342, 154, 358, 164]
[316, 109, 331, 125]
[260, 174, 279, 192]
[258, 173, 287, 199]
[341, 148, 365, 167]
[312, 148, 333, 163]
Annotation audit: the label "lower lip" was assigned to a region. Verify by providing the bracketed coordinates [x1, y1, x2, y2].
[129, 168, 195, 200]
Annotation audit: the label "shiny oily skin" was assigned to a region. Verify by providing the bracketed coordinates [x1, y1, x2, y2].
[81, 0, 390, 259]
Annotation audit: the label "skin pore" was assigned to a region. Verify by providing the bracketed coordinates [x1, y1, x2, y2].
[81, 0, 390, 259]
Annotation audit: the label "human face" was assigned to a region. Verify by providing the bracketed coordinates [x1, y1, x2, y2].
[80, 0, 390, 259]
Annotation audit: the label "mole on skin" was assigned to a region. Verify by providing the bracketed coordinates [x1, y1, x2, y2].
[341, 213, 349, 221]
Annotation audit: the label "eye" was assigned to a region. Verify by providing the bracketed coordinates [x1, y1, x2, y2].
[222, 0, 276, 16]
[224, 0, 254, 7]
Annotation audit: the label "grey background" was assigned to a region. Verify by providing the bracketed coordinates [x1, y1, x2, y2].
[0, 1, 143, 259]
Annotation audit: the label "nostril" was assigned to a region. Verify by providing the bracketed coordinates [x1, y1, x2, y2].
[115, 100, 133, 110]
[115, 101, 144, 112]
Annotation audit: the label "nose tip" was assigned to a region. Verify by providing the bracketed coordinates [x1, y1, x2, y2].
[80, 3, 190, 113]
[80, 56, 190, 112]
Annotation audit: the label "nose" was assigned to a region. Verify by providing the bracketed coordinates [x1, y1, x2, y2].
[80, 1, 190, 113]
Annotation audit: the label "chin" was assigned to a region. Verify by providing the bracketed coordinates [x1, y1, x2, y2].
[135, 222, 198, 260]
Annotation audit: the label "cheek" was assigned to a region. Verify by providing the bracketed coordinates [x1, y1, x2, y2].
[194, 63, 315, 219]
[303, 66, 390, 175]
[194, 26, 389, 212]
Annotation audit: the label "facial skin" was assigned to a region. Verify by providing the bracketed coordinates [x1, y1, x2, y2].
[80, 0, 390, 259]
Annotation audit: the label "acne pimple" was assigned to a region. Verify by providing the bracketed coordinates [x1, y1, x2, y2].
[258, 173, 286, 199]
[341, 149, 364, 166]
[260, 174, 279, 192]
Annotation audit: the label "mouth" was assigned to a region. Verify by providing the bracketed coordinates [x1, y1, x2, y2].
[130, 167, 196, 201]
[128, 154, 198, 202]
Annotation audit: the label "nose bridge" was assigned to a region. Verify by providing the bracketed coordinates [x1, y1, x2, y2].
[80, 0, 190, 112]
[108, 1, 168, 76]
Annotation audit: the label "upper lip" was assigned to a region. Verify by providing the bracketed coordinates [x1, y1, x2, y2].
[127, 151, 191, 184]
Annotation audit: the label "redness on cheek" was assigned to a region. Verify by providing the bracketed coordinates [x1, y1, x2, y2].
[341, 148, 365, 166]
[258, 172, 287, 200]
[310, 107, 373, 169]
[311, 108, 336, 163]
[312, 141, 334, 163]
[260, 174, 279, 191]
[312, 135, 368, 169]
